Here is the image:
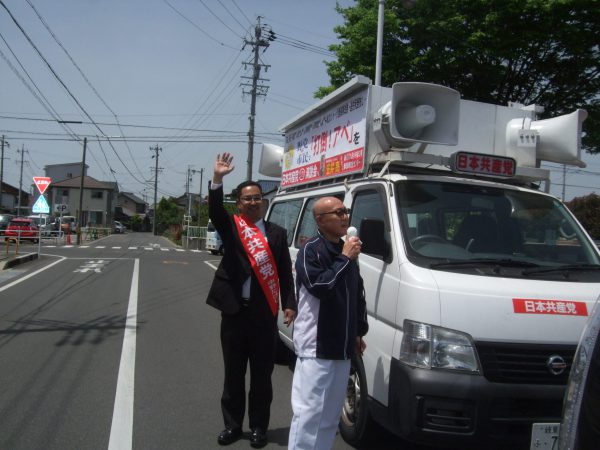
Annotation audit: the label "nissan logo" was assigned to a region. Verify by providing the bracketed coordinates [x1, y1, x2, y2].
[546, 355, 567, 375]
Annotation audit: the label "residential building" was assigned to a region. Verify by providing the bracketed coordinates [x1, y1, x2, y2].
[49, 176, 116, 227]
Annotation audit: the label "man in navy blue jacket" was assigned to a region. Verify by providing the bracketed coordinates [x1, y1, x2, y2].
[288, 196, 368, 450]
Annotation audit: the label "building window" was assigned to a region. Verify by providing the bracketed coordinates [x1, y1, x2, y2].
[62, 190, 69, 197]
[67, 172, 72, 178]
[91, 191, 103, 199]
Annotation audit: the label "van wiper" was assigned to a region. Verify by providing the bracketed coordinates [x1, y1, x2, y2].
[522, 264, 600, 276]
[430, 258, 540, 269]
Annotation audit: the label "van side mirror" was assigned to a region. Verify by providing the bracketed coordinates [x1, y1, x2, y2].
[359, 218, 391, 262]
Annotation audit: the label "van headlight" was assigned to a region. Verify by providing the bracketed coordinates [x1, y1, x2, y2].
[399, 320, 480, 373]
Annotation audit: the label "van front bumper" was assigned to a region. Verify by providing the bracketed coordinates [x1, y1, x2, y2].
[385, 357, 565, 448]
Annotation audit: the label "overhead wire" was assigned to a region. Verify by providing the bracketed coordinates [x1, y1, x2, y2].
[0, 32, 80, 140]
[0, 1, 144, 187]
[0, 114, 282, 136]
[161, 0, 240, 50]
[195, 0, 245, 39]
[23, 0, 146, 180]
[230, 0, 253, 28]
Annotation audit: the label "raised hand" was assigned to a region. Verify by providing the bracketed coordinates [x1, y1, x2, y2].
[213, 152, 235, 184]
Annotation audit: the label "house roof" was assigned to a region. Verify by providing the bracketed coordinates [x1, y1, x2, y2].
[44, 162, 89, 169]
[51, 175, 115, 190]
[0, 181, 30, 197]
[120, 192, 145, 204]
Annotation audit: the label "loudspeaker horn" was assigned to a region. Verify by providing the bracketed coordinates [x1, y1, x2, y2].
[532, 109, 588, 166]
[373, 82, 461, 149]
[259, 143, 284, 177]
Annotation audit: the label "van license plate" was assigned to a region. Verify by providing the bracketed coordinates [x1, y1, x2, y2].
[530, 423, 559, 450]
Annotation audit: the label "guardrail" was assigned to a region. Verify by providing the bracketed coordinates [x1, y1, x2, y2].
[183, 226, 207, 249]
[82, 227, 112, 241]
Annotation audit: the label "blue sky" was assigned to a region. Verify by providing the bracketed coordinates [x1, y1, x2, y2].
[1, 0, 597, 202]
[1, 0, 350, 199]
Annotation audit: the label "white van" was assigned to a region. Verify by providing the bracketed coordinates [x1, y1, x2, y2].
[261, 77, 600, 449]
[205, 220, 223, 255]
[28, 214, 56, 236]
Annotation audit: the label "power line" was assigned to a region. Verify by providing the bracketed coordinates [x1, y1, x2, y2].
[217, 0, 250, 31]
[230, 0, 253, 28]
[0, 1, 140, 187]
[161, 0, 239, 50]
[196, 0, 245, 39]
[24, 0, 146, 180]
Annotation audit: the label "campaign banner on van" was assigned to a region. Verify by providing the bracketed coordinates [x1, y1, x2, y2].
[281, 88, 367, 187]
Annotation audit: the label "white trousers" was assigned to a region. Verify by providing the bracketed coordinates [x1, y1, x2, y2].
[288, 357, 351, 450]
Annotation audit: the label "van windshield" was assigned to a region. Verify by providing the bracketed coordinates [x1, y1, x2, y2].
[396, 180, 600, 279]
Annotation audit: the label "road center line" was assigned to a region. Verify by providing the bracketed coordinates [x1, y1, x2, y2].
[108, 258, 139, 450]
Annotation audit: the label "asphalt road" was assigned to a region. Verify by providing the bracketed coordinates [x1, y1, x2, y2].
[0, 233, 429, 450]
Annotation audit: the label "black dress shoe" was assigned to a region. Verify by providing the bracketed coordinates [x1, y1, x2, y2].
[217, 428, 242, 445]
[250, 428, 267, 448]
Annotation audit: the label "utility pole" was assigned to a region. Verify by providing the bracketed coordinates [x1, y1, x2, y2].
[150, 145, 162, 235]
[0, 135, 9, 208]
[17, 145, 25, 215]
[191, 168, 204, 225]
[242, 16, 271, 181]
[76, 137, 87, 245]
[186, 165, 193, 218]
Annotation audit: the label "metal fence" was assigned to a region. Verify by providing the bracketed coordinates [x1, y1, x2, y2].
[183, 226, 207, 249]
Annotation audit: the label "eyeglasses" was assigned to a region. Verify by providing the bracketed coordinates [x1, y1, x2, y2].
[317, 208, 350, 218]
[240, 195, 263, 203]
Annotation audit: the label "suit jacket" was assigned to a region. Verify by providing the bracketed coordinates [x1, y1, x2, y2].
[206, 185, 296, 315]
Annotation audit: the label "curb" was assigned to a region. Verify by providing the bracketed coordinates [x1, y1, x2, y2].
[0, 252, 39, 270]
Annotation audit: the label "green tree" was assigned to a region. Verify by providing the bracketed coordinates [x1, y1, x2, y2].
[155, 197, 183, 235]
[129, 215, 143, 231]
[319, 0, 600, 151]
[566, 193, 600, 239]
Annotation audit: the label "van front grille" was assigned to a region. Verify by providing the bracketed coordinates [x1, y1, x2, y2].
[476, 341, 576, 385]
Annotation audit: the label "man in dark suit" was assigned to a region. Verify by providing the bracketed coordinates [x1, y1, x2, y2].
[207, 152, 296, 448]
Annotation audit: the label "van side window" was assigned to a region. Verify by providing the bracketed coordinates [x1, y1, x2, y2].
[268, 200, 302, 247]
[295, 194, 344, 248]
[350, 189, 391, 261]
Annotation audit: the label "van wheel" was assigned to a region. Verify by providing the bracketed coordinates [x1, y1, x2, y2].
[219, 245, 224, 255]
[339, 354, 373, 446]
[210, 250, 218, 255]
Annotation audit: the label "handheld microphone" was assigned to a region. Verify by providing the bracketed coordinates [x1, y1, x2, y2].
[347, 226, 358, 238]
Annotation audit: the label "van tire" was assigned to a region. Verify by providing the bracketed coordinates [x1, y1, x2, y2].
[210, 250, 219, 255]
[339, 354, 373, 446]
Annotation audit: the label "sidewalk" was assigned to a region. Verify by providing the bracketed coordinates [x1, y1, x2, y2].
[0, 249, 38, 271]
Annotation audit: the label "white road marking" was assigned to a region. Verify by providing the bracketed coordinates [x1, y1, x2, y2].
[0, 256, 66, 293]
[205, 260, 219, 270]
[112, 246, 122, 249]
[108, 258, 139, 450]
[160, 248, 169, 252]
[143, 247, 153, 251]
[128, 247, 137, 250]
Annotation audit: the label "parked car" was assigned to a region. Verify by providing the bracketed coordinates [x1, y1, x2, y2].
[28, 214, 56, 236]
[58, 215, 77, 233]
[113, 221, 126, 234]
[206, 220, 223, 255]
[0, 213, 15, 232]
[4, 217, 39, 242]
